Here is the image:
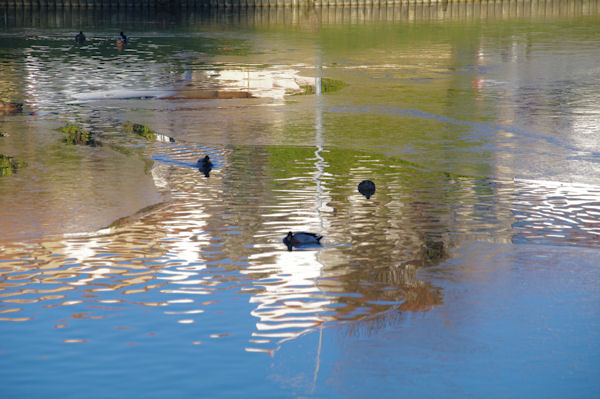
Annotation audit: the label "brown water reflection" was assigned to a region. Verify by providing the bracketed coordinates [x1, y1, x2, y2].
[0, 120, 164, 241]
[0, 144, 456, 350]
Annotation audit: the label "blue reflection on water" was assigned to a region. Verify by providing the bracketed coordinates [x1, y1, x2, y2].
[3, 242, 598, 398]
[0, 282, 284, 398]
[276, 242, 600, 399]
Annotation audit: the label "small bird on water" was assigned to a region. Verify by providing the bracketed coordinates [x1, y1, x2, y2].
[358, 179, 376, 199]
[197, 155, 213, 177]
[75, 31, 86, 43]
[283, 231, 323, 250]
[116, 31, 128, 51]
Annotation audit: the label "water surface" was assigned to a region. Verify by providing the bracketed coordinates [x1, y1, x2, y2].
[1, 4, 600, 398]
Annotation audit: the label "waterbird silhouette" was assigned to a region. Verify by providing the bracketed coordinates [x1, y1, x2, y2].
[197, 155, 213, 177]
[116, 31, 128, 51]
[358, 180, 376, 199]
[283, 231, 323, 251]
[75, 31, 86, 43]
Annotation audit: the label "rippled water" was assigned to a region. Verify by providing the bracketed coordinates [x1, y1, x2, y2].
[1, 4, 600, 398]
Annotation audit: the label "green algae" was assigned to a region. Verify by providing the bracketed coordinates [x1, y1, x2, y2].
[59, 123, 100, 146]
[123, 122, 157, 141]
[0, 154, 26, 177]
[296, 78, 346, 95]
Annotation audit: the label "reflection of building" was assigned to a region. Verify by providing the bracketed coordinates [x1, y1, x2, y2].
[0, 112, 454, 349]
[0, 59, 23, 104]
[194, 68, 313, 100]
[511, 178, 600, 247]
[469, 30, 600, 184]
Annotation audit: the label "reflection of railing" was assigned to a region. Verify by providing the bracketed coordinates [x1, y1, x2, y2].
[3, 0, 599, 27]
[3, 0, 599, 10]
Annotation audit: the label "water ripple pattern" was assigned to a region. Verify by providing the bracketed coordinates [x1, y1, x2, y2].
[3, 142, 599, 353]
[1, 18, 600, 360]
[510, 179, 600, 247]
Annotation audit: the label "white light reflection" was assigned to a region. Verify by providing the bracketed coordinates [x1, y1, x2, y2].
[243, 53, 331, 368]
[203, 66, 314, 100]
[148, 164, 212, 268]
[245, 239, 332, 350]
[312, 52, 325, 390]
[511, 177, 600, 246]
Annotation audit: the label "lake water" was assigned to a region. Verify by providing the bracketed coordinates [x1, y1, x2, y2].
[1, 3, 600, 398]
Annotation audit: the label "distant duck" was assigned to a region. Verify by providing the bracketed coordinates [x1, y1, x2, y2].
[283, 231, 323, 250]
[0, 101, 23, 114]
[116, 32, 128, 50]
[358, 179, 376, 199]
[198, 155, 213, 177]
[75, 31, 86, 43]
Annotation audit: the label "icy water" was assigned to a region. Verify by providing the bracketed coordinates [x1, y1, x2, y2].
[1, 3, 600, 398]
